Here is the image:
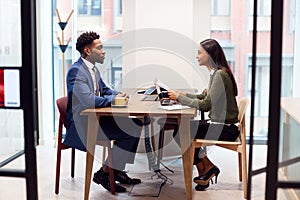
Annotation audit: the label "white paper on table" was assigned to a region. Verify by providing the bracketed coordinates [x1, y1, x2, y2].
[160, 104, 191, 110]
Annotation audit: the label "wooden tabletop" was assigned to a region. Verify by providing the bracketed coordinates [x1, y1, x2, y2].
[81, 92, 196, 118]
[281, 97, 300, 124]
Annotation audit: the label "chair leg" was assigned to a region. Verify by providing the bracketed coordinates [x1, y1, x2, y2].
[238, 152, 242, 181]
[107, 146, 115, 194]
[102, 146, 106, 164]
[242, 149, 248, 198]
[71, 148, 75, 178]
[55, 144, 62, 194]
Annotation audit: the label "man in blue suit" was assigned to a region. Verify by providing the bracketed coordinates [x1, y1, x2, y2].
[65, 31, 143, 192]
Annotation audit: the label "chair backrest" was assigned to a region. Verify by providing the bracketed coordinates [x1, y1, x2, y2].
[237, 97, 249, 123]
[237, 97, 249, 140]
[56, 97, 68, 126]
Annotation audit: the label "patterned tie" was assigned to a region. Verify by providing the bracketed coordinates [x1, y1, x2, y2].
[93, 66, 100, 96]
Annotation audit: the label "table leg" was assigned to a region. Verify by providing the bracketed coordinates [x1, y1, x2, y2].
[179, 116, 193, 200]
[84, 114, 99, 200]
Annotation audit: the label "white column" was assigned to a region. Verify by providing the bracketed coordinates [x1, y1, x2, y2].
[293, 0, 300, 97]
[122, 0, 211, 92]
[37, 0, 54, 144]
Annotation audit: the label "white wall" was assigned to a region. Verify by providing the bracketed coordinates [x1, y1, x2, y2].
[36, 0, 54, 144]
[293, 0, 300, 97]
[122, 0, 211, 155]
[122, 0, 211, 92]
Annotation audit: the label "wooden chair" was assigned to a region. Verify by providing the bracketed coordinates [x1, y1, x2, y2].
[190, 97, 249, 198]
[156, 98, 249, 198]
[55, 97, 115, 195]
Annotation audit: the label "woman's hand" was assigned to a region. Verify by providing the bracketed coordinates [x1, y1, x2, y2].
[168, 90, 180, 100]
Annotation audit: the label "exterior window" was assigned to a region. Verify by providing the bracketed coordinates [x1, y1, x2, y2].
[119, 0, 122, 15]
[91, 0, 101, 15]
[246, 55, 293, 138]
[249, 0, 271, 16]
[78, 0, 102, 16]
[78, 0, 87, 15]
[211, 0, 230, 16]
[289, 0, 296, 32]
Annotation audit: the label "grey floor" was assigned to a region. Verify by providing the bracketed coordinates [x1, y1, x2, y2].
[0, 141, 290, 200]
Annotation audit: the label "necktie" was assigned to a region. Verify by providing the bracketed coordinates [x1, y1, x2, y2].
[93, 66, 100, 96]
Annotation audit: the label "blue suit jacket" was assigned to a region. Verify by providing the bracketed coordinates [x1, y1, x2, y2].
[64, 58, 119, 151]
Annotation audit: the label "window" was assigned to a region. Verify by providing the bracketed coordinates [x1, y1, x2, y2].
[289, 0, 296, 32]
[78, 0, 102, 16]
[119, 0, 122, 15]
[246, 55, 293, 137]
[211, 0, 230, 16]
[91, 0, 101, 15]
[249, 0, 271, 16]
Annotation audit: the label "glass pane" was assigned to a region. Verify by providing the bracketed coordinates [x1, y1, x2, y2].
[0, 0, 24, 163]
[212, 0, 230, 16]
[0, 69, 20, 108]
[279, 0, 299, 196]
[0, 109, 24, 162]
[91, 0, 101, 15]
[52, 0, 121, 133]
[78, 0, 88, 15]
[0, 0, 22, 66]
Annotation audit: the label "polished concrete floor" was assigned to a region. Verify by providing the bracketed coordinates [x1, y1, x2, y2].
[0, 141, 290, 200]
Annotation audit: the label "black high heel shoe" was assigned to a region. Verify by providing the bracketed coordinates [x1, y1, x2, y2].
[195, 183, 210, 191]
[193, 166, 220, 185]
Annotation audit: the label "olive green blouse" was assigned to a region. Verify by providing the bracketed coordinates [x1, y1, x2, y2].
[177, 69, 239, 124]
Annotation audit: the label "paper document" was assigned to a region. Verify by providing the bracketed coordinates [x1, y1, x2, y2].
[160, 104, 191, 110]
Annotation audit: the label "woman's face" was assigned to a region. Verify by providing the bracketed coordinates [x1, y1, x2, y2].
[196, 46, 209, 66]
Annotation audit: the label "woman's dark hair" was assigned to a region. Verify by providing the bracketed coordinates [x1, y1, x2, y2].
[200, 39, 238, 96]
[76, 31, 100, 55]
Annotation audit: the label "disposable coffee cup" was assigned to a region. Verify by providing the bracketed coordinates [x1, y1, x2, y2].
[113, 96, 128, 106]
[161, 91, 169, 98]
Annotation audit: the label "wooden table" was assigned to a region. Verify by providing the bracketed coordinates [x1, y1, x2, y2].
[281, 97, 300, 124]
[81, 92, 197, 200]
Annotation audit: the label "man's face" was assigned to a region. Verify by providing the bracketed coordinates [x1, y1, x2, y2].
[85, 39, 105, 65]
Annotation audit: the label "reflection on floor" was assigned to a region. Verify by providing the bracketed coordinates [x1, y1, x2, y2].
[0, 142, 288, 200]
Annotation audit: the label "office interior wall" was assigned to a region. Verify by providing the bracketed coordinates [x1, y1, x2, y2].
[36, 0, 54, 144]
[122, 0, 210, 92]
[293, 0, 300, 97]
[122, 0, 211, 155]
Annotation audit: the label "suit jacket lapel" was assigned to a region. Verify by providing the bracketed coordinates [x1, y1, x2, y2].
[79, 58, 94, 92]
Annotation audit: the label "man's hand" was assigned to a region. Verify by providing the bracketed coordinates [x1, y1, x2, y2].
[117, 91, 128, 98]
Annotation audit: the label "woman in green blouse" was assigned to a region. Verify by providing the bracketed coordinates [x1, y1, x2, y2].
[168, 39, 239, 191]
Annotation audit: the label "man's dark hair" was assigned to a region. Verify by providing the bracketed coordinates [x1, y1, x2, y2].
[76, 31, 100, 54]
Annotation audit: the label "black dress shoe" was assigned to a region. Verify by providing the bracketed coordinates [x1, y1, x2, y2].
[93, 168, 126, 193]
[193, 166, 220, 185]
[195, 183, 210, 191]
[114, 170, 141, 184]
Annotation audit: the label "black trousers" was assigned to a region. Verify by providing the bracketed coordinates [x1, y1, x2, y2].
[97, 116, 144, 171]
[173, 120, 239, 165]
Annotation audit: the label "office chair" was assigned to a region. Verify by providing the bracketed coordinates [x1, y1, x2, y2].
[55, 97, 116, 195]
